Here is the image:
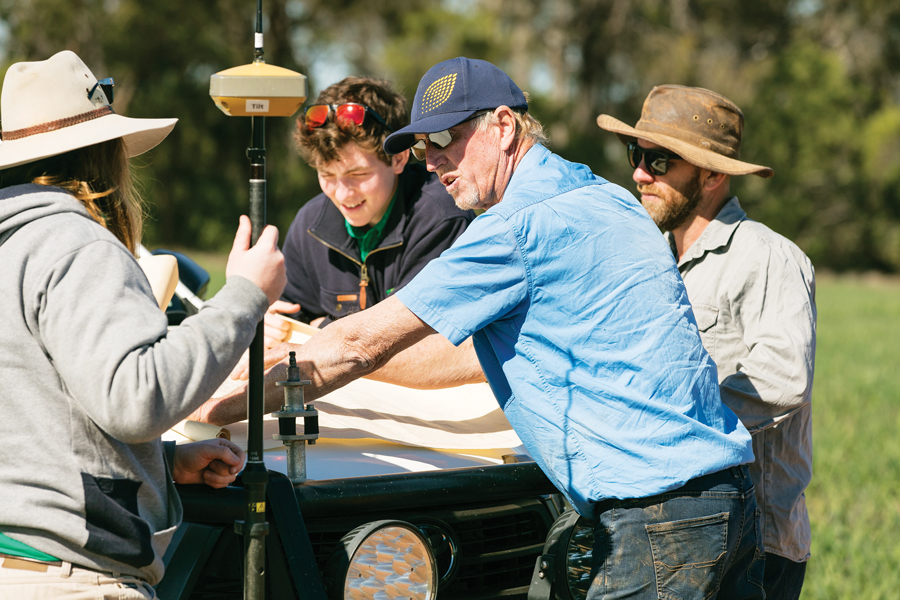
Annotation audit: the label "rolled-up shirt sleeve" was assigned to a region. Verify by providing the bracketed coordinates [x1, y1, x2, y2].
[395, 213, 529, 346]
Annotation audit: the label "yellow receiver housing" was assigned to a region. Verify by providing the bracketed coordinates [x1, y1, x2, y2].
[210, 62, 307, 117]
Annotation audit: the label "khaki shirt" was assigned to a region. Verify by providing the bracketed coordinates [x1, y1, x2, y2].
[667, 197, 815, 562]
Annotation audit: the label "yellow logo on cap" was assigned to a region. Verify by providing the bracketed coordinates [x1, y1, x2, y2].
[421, 73, 457, 113]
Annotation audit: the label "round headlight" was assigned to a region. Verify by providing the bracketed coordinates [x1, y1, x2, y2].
[414, 521, 459, 587]
[326, 520, 438, 600]
[541, 509, 594, 600]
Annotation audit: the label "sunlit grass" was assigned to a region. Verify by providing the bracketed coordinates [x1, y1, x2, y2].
[802, 275, 900, 600]
[166, 248, 227, 298]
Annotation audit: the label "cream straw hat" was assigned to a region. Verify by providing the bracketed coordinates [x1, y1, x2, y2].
[0, 50, 176, 170]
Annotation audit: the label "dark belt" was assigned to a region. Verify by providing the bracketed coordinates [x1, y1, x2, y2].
[656, 463, 752, 495]
[689, 464, 751, 487]
[591, 464, 752, 518]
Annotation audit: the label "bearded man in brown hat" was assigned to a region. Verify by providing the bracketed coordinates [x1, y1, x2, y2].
[599, 85, 816, 600]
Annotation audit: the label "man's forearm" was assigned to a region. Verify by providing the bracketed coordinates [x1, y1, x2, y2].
[194, 296, 437, 425]
[365, 335, 484, 388]
[187, 364, 288, 426]
[194, 336, 483, 425]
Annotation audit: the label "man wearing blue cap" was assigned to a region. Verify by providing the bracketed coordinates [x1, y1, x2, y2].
[209, 57, 764, 599]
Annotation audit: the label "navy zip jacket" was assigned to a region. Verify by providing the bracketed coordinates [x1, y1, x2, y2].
[281, 163, 475, 326]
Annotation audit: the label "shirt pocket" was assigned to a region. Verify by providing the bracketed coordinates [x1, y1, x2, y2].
[320, 286, 361, 320]
[693, 303, 719, 361]
[81, 473, 155, 568]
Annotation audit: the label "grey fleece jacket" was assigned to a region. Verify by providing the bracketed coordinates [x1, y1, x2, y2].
[0, 184, 268, 584]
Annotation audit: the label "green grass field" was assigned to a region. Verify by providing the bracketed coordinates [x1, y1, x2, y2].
[187, 254, 899, 597]
[802, 275, 900, 599]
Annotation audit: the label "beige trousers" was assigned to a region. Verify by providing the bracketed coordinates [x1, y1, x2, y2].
[0, 556, 156, 600]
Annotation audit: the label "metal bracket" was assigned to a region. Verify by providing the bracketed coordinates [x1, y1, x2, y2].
[275, 352, 317, 481]
[527, 554, 555, 600]
[234, 520, 270, 537]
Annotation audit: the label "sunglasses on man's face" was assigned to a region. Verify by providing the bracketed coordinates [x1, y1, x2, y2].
[411, 130, 453, 161]
[304, 103, 393, 131]
[87, 78, 114, 104]
[627, 142, 681, 176]
[409, 110, 494, 161]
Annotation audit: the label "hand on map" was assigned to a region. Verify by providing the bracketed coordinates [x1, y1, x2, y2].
[229, 343, 294, 382]
[264, 301, 301, 348]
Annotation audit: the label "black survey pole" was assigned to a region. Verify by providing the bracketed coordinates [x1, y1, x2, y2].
[209, 3, 305, 598]
[237, 3, 269, 600]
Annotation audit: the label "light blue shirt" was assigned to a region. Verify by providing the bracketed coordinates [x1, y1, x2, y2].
[396, 145, 753, 516]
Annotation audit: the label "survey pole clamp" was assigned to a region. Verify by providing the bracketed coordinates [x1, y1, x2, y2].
[274, 351, 318, 483]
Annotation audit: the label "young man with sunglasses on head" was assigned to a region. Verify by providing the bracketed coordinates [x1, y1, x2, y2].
[599, 84, 816, 600]
[262, 76, 475, 346]
[207, 58, 765, 600]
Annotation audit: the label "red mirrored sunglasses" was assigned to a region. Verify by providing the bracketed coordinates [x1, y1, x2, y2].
[303, 103, 393, 131]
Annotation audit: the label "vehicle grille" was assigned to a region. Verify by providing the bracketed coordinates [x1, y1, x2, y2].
[306, 498, 554, 600]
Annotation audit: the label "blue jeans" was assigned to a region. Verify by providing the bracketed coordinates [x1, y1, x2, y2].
[586, 465, 764, 600]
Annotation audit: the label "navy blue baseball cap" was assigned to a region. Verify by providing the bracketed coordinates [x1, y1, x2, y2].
[383, 57, 527, 155]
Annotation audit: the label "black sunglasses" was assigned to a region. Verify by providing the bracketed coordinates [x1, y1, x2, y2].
[627, 142, 681, 176]
[87, 78, 114, 104]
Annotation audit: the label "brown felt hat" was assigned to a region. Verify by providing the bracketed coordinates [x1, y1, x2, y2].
[597, 84, 773, 178]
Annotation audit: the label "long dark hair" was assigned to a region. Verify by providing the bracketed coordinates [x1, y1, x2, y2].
[0, 139, 142, 254]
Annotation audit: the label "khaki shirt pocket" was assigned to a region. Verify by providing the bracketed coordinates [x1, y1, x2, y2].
[692, 303, 719, 360]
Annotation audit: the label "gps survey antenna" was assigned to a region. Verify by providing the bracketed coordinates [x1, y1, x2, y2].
[209, 3, 306, 600]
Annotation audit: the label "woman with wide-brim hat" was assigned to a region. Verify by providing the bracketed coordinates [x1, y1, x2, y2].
[0, 50, 285, 598]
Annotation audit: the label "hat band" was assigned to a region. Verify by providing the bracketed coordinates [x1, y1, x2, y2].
[1, 106, 115, 142]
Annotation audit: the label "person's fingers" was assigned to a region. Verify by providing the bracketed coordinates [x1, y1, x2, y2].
[255, 224, 280, 250]
[263, 344, 293, 370]
[224, 220, 285, 304]
[203, 469, 235, 489]
[264, 313, 291, 334]
[198, 443, 234, 468]
[212, 438, 246, 469]
[231, 362, 249, 381]
[202, 459, 229, 476]
[230, 350, 250, 380]
[205, 458, 243, 480]
[221, 438, 246, 467]
[267, 300, 301, 315]
[231, 215, 252, 254]
[264, 317, 291, 348]
[231, 344, 294, 380]
[264, 333, 283, 349]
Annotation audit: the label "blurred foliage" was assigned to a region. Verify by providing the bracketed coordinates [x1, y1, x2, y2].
[2, 0, 900, 270]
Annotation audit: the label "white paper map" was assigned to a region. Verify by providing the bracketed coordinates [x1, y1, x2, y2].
[170, 316, 521, 451]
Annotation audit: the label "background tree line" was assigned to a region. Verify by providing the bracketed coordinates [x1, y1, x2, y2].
[2, 0, 899, 272]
